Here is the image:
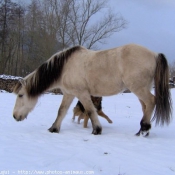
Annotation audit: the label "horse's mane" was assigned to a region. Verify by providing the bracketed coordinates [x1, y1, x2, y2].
[13, 46, 81, 97]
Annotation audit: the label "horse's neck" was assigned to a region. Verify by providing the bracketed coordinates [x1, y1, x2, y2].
[47, 81, 61, 92]
[25, 71, 61, 97]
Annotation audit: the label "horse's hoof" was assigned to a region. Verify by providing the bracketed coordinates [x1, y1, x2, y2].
[135, 130, 149, 137]
[48, 126, 60, 133]
[135, 121, 151, 137]
[92, 126, 102, 135]
[142, 131, 149, 137]
[135, 128, 141, 136]
[135, 132, 140, 136]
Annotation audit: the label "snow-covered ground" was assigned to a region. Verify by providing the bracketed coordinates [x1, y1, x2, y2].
[0, 89, 175, 175]
[0, 74, 21, 80]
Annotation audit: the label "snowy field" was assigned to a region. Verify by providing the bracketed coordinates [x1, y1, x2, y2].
[0, 89, 175, 175]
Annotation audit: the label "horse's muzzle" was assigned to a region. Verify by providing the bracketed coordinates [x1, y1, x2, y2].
[13, 115, 23, 121]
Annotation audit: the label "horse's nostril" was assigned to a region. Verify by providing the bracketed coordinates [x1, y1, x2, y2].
[13, 115, 16, 119]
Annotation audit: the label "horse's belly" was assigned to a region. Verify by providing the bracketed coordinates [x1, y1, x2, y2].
[89, 80, 124, 96]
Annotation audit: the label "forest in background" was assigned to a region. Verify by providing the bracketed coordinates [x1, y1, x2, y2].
[0, 0, 174, 78]
[0, 0, 127, 76]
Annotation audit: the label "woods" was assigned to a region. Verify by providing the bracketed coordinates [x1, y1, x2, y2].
[0, 0, 127, 76]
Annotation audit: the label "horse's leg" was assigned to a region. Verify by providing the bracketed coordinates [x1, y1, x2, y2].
[77, 93, 102, 135]
[135, 90, 155, 136]
[48, 94, 74, 133]
[97, 110, 113, 123]
[139, 99, 146, 114]
[136, 99, 146, 136]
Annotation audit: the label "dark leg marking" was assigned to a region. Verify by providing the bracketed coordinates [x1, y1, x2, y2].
[135, 129, 141, 136]
[140, 120, 151, 131]
[86, 110, 102, 135]
[136, 120, 151, 137]
[48, 126, 60, 133]
[92, 126, 102, 135]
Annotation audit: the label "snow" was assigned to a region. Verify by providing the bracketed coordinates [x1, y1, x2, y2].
[0, 89, 175, 175]
[0, 74, 22, 80]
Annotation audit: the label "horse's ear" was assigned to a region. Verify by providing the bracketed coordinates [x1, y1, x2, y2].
[19, 78, 26, 86]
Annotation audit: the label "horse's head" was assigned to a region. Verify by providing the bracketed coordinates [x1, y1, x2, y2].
[13, 79, 38, 121]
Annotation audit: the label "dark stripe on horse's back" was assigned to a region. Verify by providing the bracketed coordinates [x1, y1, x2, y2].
[27, 46, 81, 97]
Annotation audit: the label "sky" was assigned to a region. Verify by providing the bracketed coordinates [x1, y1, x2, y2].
[103, 0, 175, 63]
[12, 0, 175, 63]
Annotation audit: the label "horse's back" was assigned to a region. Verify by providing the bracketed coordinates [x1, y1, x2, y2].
[62, 44, 157, 96]
[88, 44, 157, 94]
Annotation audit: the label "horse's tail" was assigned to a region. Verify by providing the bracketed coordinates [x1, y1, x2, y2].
[152, 53, 172, 125]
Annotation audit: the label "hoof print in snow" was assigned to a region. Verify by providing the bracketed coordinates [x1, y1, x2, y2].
[83, 139, 89, 141]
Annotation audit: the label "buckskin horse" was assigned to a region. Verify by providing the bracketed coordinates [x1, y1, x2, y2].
[12, 44, 172, 136]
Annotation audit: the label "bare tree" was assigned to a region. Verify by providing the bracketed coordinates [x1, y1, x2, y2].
[24, 0, 58, 72]
[39, 0, 74, 49]
[39, 0, 127, 49]
[0, 0, 24, 75]
[66, 0, 127, 49]
[0, 0, 127, 76]
[170, 62, 175, 78]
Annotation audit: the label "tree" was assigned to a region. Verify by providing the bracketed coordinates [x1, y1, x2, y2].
[38, 0, 127, 49]
[66, 0, 127, 49]
[0, 0, 127, 76]
[12, 4, 25, 75]
[0, 0, 17, 74]
[0, 0, 26, 75]
[170, 62, 175, 78]
[24, 0, 62, 72]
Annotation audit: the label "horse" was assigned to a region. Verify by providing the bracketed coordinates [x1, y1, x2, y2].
[12, 44, 172, 136]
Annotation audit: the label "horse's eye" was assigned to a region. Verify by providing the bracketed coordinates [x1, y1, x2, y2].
[18, 94, 23, 98]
